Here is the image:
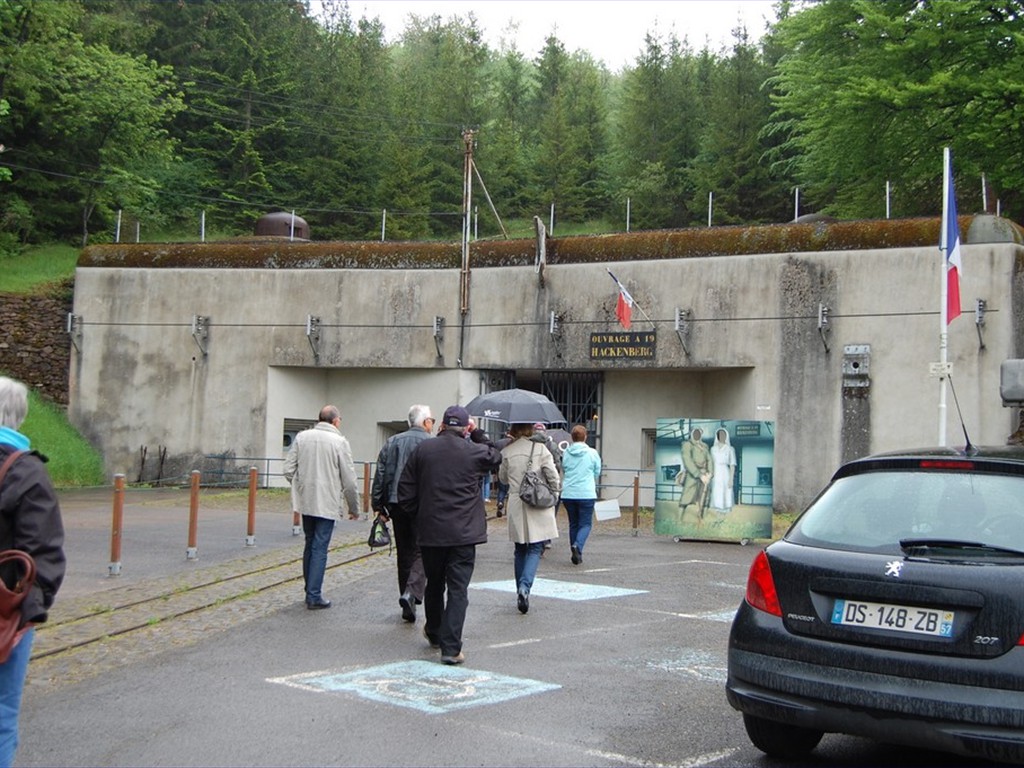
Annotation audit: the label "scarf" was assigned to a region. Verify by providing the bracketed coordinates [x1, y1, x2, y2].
[0, 426, 30, 451]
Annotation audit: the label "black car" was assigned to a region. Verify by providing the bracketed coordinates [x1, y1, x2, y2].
[727, 446, 1024, 764]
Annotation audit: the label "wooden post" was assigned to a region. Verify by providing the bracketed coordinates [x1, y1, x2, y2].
[246, 467, 257, 546]
[109, 474, 125, 576]
[186, 470, 200, 560]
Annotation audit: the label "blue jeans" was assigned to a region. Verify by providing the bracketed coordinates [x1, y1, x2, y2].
[420, 545, 476, 657]
[302, 515, 335, 603]
[0, 627, 34, 768]
[563, 498, 595, 553]
[514, 541, 545, 594]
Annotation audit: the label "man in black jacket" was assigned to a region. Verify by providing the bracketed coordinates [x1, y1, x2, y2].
[397, 404, 501, 665]
[370, 404, 434, 623]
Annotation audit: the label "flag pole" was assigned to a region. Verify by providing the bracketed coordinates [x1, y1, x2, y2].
[938, 147, 951, 446]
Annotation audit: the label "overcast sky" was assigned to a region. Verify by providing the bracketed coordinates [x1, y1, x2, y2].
[347, 0, 776, 71]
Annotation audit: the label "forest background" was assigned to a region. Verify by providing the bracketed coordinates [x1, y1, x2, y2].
[1, 0, 1022, 253]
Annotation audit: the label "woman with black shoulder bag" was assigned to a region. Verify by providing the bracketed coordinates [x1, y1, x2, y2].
[498, 423, 560, 615]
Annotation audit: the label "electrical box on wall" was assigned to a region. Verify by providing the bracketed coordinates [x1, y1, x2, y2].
[1000, 359, 1024, 406]
[842, 344, 871, 388]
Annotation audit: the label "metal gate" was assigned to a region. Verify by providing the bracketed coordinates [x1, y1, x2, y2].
[541, 371, 604, 451]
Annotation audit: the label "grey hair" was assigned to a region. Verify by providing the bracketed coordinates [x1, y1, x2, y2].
[408, 404, 432, 428]
[0, 376, 29, 430]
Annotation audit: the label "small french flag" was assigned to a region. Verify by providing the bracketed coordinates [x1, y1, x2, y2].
[608, 270, 634, 330]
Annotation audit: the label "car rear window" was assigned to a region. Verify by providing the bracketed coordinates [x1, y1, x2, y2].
[787, 469, 1024, 553]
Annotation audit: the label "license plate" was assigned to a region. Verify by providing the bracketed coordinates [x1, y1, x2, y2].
[831, 599, 954, 637]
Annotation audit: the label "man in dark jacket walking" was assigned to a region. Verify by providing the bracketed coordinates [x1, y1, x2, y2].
[397, 405, 501, 665]
[370, 404, 434, 623]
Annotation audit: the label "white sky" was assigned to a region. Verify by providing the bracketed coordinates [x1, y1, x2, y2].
[347, 0, 776, 71]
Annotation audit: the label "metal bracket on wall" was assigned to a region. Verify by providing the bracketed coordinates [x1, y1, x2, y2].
[674, 308, 691, 356]
[306, 315, 321, 361]
[191, 315, 209, 356]
[66, 312, 82, 353]
[433, 316, 445, 358]
[818, 303, 831, 354]
[975, 299, 987, 350]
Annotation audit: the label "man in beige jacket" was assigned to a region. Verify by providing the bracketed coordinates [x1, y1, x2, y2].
[284, 405, 360, 609]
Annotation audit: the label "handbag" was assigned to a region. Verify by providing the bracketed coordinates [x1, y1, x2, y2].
[0, 450, 33, 664]
[519, 443, 559, 508]
[367, 512, 392, 551]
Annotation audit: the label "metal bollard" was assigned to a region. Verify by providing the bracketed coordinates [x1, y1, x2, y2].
[186, 470, 200, 560]
[108, 474, 125, 576]
[246, 466, 257, 546]
[632, 474, 640, 537]
[361, 462, 371, 520]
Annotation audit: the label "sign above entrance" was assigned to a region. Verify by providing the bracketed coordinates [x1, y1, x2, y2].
[589, 331, 656, 361]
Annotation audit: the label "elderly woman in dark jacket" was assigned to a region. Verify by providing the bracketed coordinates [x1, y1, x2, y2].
[0, 376, 65, 768]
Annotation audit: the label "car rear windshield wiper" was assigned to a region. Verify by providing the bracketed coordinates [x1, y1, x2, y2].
[899, 538, 1024, 558]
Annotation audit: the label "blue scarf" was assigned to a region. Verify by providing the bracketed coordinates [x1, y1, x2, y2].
[0, 426, 30, 451]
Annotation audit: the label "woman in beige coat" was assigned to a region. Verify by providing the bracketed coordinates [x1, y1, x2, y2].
[499, 423, 561, 614]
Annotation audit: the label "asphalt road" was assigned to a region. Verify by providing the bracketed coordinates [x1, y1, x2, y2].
[14, 490, 986, 767]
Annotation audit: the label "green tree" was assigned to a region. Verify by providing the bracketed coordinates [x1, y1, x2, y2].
[390, 12, 492, 237]
[689, 27, 790, 225]
[474, 42, 536, 224]
[528, 36, 611, 226]
[613, 31, 702, 228]
[0, 0, 183, 245]
[769, 0, 1024, 218]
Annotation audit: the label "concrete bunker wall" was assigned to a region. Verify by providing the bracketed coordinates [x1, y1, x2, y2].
[68, 221, 1024, 509]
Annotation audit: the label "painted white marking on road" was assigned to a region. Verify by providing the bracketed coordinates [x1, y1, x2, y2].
[456, 719, 740, 768]
[471, 577, 647, 601]
[268, 660, 560, 714]
[646, 649, 728, 683]
[630, 606, 738, 622]
[585, 746, 740, 767]
[489, 637, 544, 648]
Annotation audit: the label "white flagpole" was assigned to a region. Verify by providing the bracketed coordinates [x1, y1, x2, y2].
[938, 147, 951, 446]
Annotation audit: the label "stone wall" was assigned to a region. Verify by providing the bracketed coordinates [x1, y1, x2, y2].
[0, 282, 73, 405]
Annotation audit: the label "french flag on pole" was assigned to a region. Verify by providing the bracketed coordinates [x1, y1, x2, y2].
[942, 148, 962, 325]
[608, 269, 634, 330]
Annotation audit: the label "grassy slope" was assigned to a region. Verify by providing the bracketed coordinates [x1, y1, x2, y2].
[2, 243, 106, 486]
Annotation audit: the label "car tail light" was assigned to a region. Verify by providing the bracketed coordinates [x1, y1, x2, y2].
[918, 459, 975, 470]
[745, 551, 781, 616]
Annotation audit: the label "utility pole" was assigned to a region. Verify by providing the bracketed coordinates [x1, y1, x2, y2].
[460, 129, 474, 316]
[457, 129, 475, 369]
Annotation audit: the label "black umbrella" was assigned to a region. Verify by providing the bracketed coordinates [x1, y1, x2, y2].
[465, 388, 567, 425]
[543, 428, 573, 451]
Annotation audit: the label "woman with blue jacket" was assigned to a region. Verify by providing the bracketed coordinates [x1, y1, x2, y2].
[559, 425, 602, 565]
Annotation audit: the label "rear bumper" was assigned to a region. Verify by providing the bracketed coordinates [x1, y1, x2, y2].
[727, 617, 1024, 764]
